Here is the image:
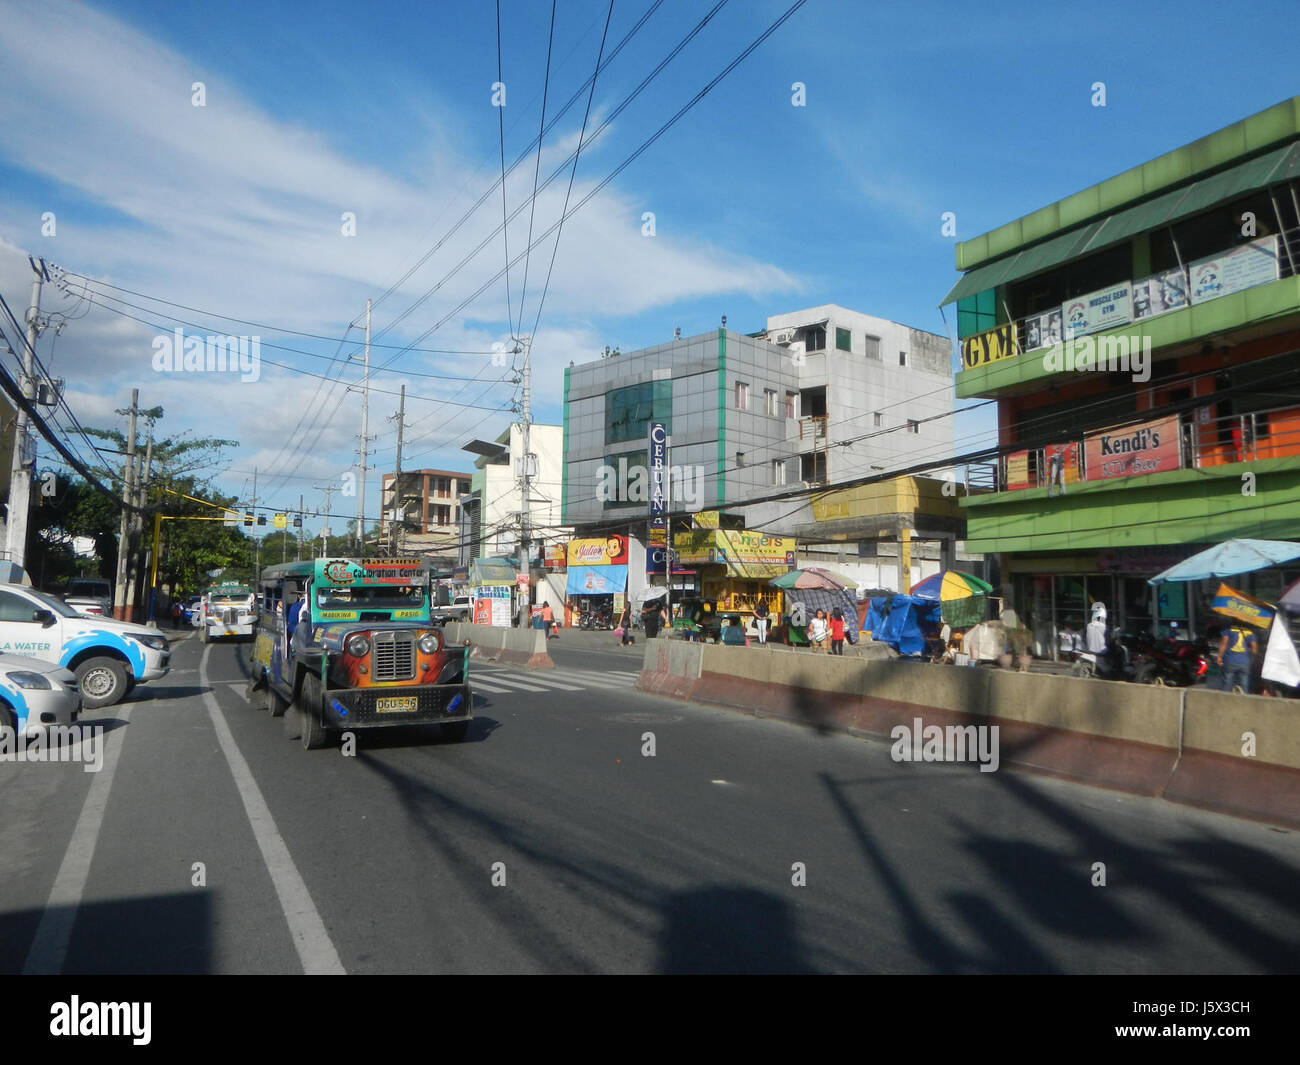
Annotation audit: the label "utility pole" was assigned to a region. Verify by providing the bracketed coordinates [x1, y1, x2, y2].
[356, 298, 371, 555]
[388, 384, 407, 558]
[251, 466, 260, 583]
[297, 493, 304, 560]
[113, 389, 139, 620]
[124, 434, 152, 622]
[314, 483, 334, 556]
[518, 335, 532, 628]
[5, 257, 47, 569]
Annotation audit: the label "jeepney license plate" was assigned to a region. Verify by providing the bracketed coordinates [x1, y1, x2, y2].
[375, 695, 419, 713]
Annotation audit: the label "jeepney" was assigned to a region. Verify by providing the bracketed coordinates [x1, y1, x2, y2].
[199, 579, 258, 642]
[250, 558, 471, 749]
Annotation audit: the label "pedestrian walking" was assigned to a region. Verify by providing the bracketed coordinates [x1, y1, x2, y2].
[754, 597, 770, 645]
[809, 608, 828, 654]
[541, 601, 554, 639]
[1215, 622, 1258, 694]
[641, 597, 665, 639]
[829, 607, 845, 656]
[617, 603, 634, 646]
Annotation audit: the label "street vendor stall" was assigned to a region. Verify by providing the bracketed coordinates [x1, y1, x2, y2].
[672, 528, 795, 629]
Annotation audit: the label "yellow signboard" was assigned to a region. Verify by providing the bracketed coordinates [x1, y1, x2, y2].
[272, 513, 287, 529]
[961, 323, 1019, 370]
[694, 510, 720, 529]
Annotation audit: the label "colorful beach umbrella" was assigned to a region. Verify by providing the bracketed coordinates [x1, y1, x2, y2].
[769, 567, 858, 591]
[909, 570, 993, 628]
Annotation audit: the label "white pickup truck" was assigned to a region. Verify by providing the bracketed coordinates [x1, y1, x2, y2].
[0, 583, 170, 707]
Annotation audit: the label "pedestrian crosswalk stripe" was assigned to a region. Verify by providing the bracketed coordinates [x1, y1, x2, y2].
[470, 675, 550, 692]
[473, 672, 585, 692]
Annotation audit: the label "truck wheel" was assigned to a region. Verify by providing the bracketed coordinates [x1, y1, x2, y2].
[441, 720, 470, 743]
[76, 656, 130, 708]
[298, 672, 329, 750]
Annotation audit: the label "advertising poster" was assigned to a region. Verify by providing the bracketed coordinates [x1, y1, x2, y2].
[567, 534, 629, 567]
[1131, 268, 1188, 319]
[1044, 441, 1080, 485]
[1023, 308, 1062, 351]
[961, 323, 1018, 369]
[1063, 283, 1133, 340]
[1189, 236, 1279, 304]
[1083, 416, 1181, 480]
[474, 583, 513, 627]
[1005, 450, 1030, 490]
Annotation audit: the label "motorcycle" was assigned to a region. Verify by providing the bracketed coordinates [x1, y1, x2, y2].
[1070, 632, 1142, 681]
[579, 606, 613, 631]
[1131, 634, 1211, 687]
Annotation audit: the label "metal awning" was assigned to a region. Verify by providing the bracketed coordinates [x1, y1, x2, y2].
[941, 141, 1300, 306]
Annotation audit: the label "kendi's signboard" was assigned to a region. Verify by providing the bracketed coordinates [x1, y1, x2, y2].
[1084, 415, 1181, 481]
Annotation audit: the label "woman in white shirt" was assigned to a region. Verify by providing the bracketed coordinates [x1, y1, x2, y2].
[808, 609, 828, 653]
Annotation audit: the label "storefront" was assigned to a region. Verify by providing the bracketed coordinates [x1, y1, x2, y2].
[469, 557, 518, 628]
[565, 534, 629, 626]
[1010, 547, 1300, 654]
[672, 529, 796, 622]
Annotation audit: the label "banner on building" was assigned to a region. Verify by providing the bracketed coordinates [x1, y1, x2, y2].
[543, 544, 566, 569]
[566, 534, 628, 567]
[672, 529, 796, 576]
[1083, 415, 1181, 481]
[648, 421, 667, 517]
[565, 565, 628, 595]
[1189, 236, 1279, 304]
[1063, 282, 1133, 340]
[1132, 268, 1188, 319]
[693, 510, 719, 529]
[961, 323, 1019, 370]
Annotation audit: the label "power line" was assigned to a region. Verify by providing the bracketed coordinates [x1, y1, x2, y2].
[515, 0, 558, 339]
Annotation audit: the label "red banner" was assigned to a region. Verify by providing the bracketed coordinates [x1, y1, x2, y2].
[1084, 416, 1181, 481]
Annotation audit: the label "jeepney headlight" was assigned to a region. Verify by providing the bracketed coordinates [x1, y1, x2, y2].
[418, 631, 441, 654]
[346, 635, 370, 658]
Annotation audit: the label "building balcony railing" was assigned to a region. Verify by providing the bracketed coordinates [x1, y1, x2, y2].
[959, 223, 1300, 374]
[799, 414, 828, 440]
[990, 402, 1300, 494]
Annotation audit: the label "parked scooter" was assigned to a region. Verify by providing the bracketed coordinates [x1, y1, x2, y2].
[1131, 634, 1211, 687]
[1070, 632, 1141, 681]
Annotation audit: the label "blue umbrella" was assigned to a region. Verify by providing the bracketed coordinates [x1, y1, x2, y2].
[1148, 539, 1300, 585]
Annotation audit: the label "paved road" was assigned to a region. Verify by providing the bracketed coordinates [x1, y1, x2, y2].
[1, 631, 1297, 974]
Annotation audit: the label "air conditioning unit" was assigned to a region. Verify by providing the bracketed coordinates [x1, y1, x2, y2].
[772, 330, 795, 345]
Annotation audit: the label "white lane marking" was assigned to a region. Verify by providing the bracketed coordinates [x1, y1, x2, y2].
[200, 646, 345, 975]
[22, 707, 132, 974]
[468, 680, 515, 694]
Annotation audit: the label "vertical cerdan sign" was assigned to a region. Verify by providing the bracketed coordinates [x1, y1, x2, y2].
[649, 422, 669, 616]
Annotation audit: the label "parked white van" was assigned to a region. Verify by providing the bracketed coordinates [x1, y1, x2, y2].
[0, 584, 170, 708]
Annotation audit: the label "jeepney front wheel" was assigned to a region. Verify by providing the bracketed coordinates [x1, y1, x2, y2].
[298, 672, 329, 750]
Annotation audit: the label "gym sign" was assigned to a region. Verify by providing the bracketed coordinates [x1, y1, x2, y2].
[961, 323, 1019, 370]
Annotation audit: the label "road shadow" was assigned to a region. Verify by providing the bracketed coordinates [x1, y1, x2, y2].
[658, 886, 811, 974]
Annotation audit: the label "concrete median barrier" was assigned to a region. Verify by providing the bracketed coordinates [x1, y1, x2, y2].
[638, 642, 1300, 828]
[442, 623, 553, 669]
[1162, 688, 1300, 827]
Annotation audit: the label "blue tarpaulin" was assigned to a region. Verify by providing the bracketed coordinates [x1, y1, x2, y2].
[566, 565, 628, 596]
[871, 595, 942, 657]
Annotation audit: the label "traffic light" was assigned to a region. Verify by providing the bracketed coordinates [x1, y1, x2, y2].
[257, 516, 266, 526]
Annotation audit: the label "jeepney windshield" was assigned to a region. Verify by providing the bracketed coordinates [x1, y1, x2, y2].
[314, 584, 426, 611]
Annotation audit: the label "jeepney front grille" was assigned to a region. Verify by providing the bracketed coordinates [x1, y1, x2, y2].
[222, 608, 237, 625]
[372, 630, 416, 682]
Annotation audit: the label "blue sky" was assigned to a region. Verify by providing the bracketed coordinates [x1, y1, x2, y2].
[0, 0, 1297, 534]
